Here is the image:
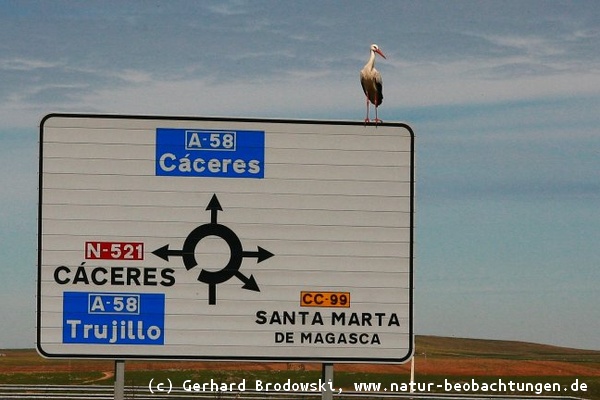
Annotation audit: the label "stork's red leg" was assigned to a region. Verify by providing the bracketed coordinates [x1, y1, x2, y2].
[364, 98, 370, 124]
[374, 105, 382, 125]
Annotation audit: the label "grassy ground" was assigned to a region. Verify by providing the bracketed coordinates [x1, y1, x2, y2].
[1, 336, 599, 398]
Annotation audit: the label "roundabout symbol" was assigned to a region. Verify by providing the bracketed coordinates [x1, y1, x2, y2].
[152, 194, 274, 304]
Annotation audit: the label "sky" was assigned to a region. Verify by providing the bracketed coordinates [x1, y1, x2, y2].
[0, 0, 599, 351]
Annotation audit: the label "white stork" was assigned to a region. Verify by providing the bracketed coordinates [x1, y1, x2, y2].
[360, 43, 386, 124]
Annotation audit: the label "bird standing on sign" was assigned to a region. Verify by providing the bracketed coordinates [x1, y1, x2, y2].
[360, 43, 386, 124]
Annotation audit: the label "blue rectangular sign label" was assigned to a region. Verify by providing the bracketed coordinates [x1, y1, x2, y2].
[63, 292, 165, 345]
[156, 128, 265, 178]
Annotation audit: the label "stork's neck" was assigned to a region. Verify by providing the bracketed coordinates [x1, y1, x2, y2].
[365, 50, 376, 70]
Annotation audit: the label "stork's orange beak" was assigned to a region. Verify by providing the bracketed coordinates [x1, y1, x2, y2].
[375, 48, 386, 59]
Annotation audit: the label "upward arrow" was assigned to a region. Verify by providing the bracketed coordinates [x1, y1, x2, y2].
[206, 194, 222, 224]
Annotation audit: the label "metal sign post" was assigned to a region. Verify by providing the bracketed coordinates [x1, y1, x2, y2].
[410, 356, 415, 393]
[322, 363, 334, 400]
[114, 360, 125, 400]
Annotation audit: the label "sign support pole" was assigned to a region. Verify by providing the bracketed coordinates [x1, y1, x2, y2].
[410, 356, 415, 393]
[321, 363, 333, 400]
[114, 360, 125, 400]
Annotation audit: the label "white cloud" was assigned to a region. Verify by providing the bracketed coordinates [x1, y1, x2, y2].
[480, 34, 566, 57]
[203, 0, 249, 16]
[1, 53, 598, 129]
[383, 56, 600, 108]
[75, 74, 357, 119]
[0, 57, 61, 71]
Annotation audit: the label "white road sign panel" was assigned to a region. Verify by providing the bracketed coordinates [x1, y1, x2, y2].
[37, 114, 414, 363]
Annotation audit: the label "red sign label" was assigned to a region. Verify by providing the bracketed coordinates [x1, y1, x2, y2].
[85, 242, 144, 260]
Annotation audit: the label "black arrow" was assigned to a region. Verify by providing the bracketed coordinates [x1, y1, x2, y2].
[206, 194, 222, 224]
[152, 244, 185, 262]
[235, 271, 260, 292]
[242, 246, 274, 263]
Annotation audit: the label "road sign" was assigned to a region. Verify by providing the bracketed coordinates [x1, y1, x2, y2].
[37, 114, 414, 363]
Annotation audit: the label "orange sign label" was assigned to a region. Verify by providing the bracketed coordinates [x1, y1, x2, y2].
[300, 291, 350, 308]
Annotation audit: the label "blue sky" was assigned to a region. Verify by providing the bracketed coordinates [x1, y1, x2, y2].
[1, 0, 599, 350]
